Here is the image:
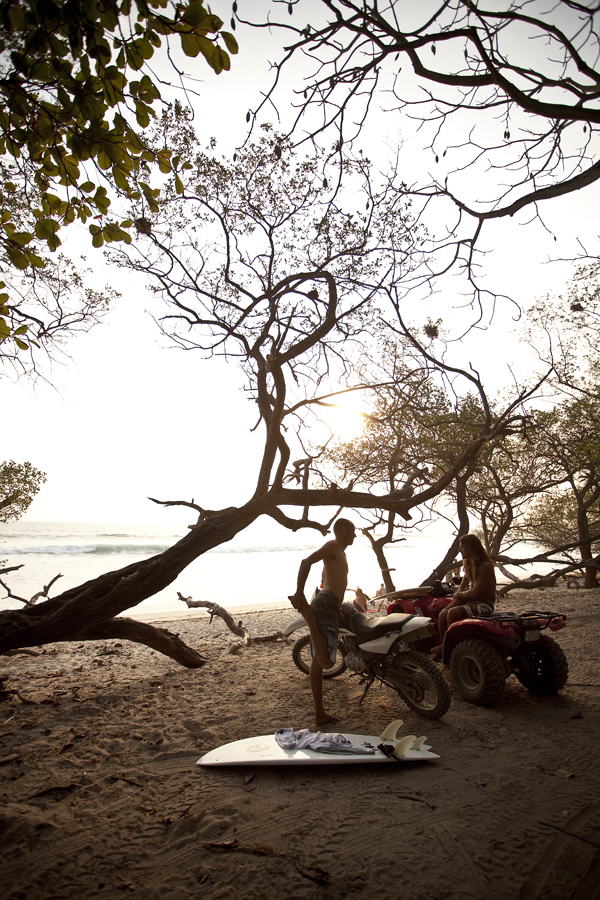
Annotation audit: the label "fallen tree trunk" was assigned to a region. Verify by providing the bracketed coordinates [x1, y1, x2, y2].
[0, 502, 266, 659]
[0, 485, 420, 663]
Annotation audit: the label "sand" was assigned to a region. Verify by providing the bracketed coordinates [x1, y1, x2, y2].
[1, 586, 599, 900]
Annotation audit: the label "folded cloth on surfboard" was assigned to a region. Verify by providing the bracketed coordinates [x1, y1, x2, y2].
[275, 727, 376, 755]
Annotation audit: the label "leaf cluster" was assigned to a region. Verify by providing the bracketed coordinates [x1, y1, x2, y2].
[0, 0, 237, 348]
[0, 459, 46, 522]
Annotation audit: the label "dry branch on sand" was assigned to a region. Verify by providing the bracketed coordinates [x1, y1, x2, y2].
[177, 593, 290, 654]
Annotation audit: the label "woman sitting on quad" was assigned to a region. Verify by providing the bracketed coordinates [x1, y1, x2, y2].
[430, 534, 496, 660]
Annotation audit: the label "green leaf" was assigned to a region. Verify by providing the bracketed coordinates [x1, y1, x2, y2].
[15, 337, 29, 350]
[215, 46, 230, 73]
[98, 150, 112, 170]
[80, 181, 96, 193]
[10, 231, 34, 246]
[92, 231, 104, 248]
[7, 247, 29, 268]
[221, 32, 239, 55]
[112, 166, 130, 191]
[181, 2, 208, 27]
[175, 174, 184, 194]
[135, 101, 151, 128]
[181, 32, 202, 58]
[35, 219, 58, 241]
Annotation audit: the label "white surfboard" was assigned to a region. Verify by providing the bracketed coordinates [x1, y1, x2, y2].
[197, 720, 439, 767]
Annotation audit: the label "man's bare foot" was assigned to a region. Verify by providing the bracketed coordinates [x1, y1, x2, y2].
[430, 645, 442, 660]
[315, 711, 341, 726]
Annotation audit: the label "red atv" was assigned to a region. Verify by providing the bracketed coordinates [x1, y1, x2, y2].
[387, 582, 568, 706]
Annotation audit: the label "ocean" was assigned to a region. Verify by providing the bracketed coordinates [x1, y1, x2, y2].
[0, 521, 458, 623]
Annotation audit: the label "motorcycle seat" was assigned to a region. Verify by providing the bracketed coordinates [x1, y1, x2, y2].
[349, 611, 417, 642]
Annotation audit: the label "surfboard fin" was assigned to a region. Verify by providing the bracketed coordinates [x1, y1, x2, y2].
[411, 735, 427, 752]
[393, 734, 418, 758]
[380, 719, 404, 742]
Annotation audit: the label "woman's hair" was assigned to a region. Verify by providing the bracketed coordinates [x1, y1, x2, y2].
[459, 534, 494, 581]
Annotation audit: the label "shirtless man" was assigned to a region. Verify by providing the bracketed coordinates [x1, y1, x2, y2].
[431, 534, 496, 660]
[289, 518, 356, 724]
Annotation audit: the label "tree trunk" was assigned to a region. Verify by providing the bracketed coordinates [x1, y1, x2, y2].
[423, 470, 471, 584]
[576, 498, 596, 588]
[0, 500, 266, 657]
[362, 525, 402, 593]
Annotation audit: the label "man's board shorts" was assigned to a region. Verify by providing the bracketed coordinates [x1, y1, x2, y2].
[461, 600, 494, 617]
[309, 590, 340, 662]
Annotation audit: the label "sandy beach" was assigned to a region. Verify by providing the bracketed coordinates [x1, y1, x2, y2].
[1, 586, 599, 900]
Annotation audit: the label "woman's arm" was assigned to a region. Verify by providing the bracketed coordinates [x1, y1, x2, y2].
[454, 562, 496, 602]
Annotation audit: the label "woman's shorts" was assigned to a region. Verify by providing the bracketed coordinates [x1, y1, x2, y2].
[462, 601, 494, 618]
[309, 590, 340, 662]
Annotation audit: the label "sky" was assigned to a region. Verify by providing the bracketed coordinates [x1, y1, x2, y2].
[1, 1, 599, 533]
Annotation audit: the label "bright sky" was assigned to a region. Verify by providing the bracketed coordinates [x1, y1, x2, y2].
[2, 2, 598, 529]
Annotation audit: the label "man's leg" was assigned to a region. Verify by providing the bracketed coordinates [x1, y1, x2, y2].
[309, 657, 340, 726]
[293, 598, 334, 670]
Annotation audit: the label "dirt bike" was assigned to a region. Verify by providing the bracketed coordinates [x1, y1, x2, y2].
[387, 582, 568, 706]
[283, 607, 451, 719]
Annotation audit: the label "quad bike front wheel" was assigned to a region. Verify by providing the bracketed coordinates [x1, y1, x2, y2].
[387, 650, 451, 719]
[513, 634, 568, 694]
[450, 639, 507, 706]
[291, 633, 347, 678]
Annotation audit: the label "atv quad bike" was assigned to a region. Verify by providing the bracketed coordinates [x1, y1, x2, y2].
[387, 585, 568, 706]
[442, 610, 568, 705]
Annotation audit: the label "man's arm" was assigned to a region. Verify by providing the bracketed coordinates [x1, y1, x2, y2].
[290, 541, 337, 609]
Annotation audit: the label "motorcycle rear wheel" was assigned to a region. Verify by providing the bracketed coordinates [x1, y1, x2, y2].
[291, 634, 347, 678]
[450, 639, 506, 705]
[387, 650, 451, 719]
[513, 634, 568, 694]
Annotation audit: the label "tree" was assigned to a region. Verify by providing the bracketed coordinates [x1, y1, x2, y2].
[0, 0, 237, 350]
[0, 248, 117, 374]
[240, 0, 600, 289]
[519, 488, 600, 569]
[0, 459, 46, 521]
[523, 270, 600, 394]
[0, 123, 433, 661]
[315, 333, 549, 588]
[516, 397, 600, 587]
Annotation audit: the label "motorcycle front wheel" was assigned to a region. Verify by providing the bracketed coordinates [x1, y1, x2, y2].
[291, 633, 348, 679]
[386, 650, 451, 719]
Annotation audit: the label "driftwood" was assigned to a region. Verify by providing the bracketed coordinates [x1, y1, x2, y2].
[0, 572, 63, 607]
[177, 593, 289, 653]
[0, 676, 36, 705]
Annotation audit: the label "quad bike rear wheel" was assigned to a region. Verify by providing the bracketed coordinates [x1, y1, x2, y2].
[513, 634, 568, 694]
[450, 639, 507, 706]
[291, 633, 347, 678]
